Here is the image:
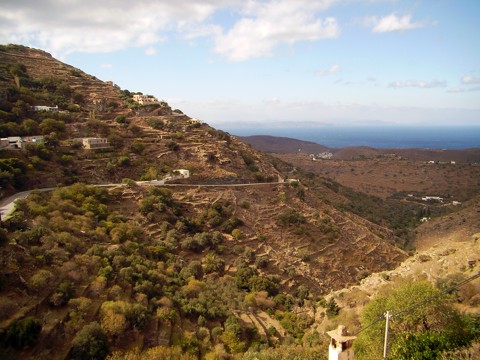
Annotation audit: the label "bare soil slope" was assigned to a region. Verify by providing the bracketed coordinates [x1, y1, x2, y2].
[276, 152, 480, 201]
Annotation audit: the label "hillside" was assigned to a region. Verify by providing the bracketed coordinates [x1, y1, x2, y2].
[239, 135, 329, 154]
[316, 199, 480, 356]
[0, 45, 477, 359]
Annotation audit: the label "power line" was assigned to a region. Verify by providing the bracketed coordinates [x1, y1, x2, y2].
[354, 271, 480, 336]
[392, 271, 480, 318]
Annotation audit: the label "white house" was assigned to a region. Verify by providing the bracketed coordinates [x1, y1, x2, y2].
[422, 196, 443, 203]
[175, 169, 190, 178]
[132, 94, 159, 105]
[82, 138, 110, 149]
[327, 325, 356, 360]
[32, 105, 59, 112]
[0, 136, 44, 151]
[0, 137, 23, 150]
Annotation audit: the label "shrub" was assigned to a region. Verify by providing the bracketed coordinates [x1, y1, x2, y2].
[326, 298, 340, 318]
[240, 151, 255, 166]
[254, 256, 269, 269]
[130, 141, 144, 154]
[117, 156, 130, 167]
[39, 118, 65, 134]
[50, 280, 74, 307]
[166, 140, 179, 151]
[28, 269, 54, 292]
[4, 316, 42, 348]
[277, 209, 306, 226]
[231, 229, 242, 240]
[70, 322, 108, 360]
[114, 115, 129, 125]
[147, 118, 164, 129]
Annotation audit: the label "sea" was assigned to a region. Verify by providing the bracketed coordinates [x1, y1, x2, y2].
[222, 126, 480, 150]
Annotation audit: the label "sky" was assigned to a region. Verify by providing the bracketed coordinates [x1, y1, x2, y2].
[1, 0, 480, 130]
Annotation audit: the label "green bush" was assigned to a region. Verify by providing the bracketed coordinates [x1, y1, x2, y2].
[28, 269, 54, 292]
[166, 140, 179, 151]
[50, 280, 74, 306]
[4, 316, 42, 348]
[277, 209, 306, 226]
[70, 322, 108, 360]
[326, 298, 340, 318]
[39, 118, 65, 134]
[117, 156, 130, 167]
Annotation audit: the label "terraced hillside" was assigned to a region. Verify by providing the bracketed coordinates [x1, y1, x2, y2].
[0, 45, 415, 359]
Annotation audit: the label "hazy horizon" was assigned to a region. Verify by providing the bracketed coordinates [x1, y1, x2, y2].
[223, 124, 480, 150]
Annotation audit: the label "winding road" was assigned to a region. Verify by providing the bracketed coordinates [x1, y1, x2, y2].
[0, 178, 286, 220]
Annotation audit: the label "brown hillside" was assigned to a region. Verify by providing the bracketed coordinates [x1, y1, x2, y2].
[0, 45, 416, 359]
[276, 152, 480, 201]
[0, 45, 124, 115]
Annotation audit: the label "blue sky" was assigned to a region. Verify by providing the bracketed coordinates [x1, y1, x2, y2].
[1, 0, 479, 130]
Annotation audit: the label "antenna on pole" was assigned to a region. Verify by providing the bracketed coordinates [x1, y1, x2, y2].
[383, 310, 391, 359]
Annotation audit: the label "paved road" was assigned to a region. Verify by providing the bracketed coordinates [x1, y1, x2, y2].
[0, 179, 285, 220]
[0, 188, 56, 220]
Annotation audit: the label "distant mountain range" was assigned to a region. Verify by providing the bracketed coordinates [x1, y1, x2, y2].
[240, 135, 480, 163]
[238, 135, 329, 154]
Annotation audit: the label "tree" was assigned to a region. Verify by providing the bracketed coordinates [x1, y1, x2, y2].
[22, 118, 40, 135]
[221, 316, 245, 353]
[50, 280, 74, 306]
[355, 280, 465, 359]
[101, 308, 127, 337]
[70, 322, 108, 360]
[39, 118, 65, 134]
[28, 269, 54, 292]
[326, 298, 340, 318]
[4, 316, 42, 348]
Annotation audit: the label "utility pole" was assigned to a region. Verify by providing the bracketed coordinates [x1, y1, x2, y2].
[383, 310, 391, 359]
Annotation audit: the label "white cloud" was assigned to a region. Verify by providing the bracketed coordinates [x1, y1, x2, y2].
[389, 79, 446, 89]
[101, 63, 112, 68]
[446, 87, 464, 93]
[462, 76, 480, 85]
[0, 0, 340, 61]
[213, 1, 340, 61]
[0, 0, 233, 56]
[182, 24, 222, 40]
[316, 64, 341, 76]
[367, 14, 426, 33]
[145, 47, 157, 56]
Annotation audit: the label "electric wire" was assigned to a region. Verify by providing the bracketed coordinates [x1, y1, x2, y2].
[353, 271, 480, 336]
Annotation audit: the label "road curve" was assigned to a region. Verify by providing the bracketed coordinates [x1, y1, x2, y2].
[0, 180, 286, 220]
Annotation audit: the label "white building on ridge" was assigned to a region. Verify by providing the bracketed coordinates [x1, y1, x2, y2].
[133, 94, 159, 105]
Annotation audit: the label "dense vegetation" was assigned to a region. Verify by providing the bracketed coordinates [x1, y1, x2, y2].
[355, 280, 480, 359]
[0, 184, 328, 358]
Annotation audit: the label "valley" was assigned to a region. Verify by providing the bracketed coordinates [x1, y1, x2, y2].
[0, 45, 479, 359]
